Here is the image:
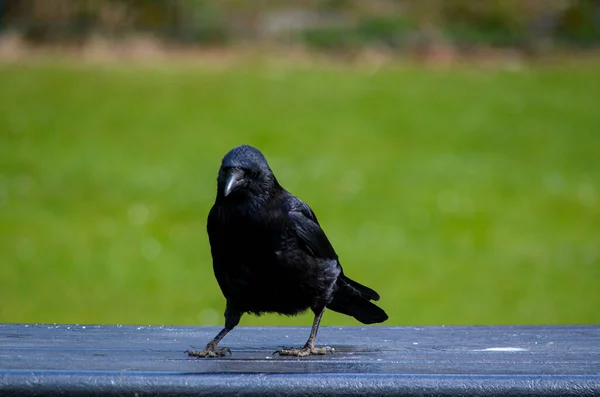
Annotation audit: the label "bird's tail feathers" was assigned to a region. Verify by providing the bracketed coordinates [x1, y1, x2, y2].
[327, 275, 388, 324]
[340, 273, 380, 301]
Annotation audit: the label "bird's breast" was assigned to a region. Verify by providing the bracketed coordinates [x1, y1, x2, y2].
[209, 202, 337, 313]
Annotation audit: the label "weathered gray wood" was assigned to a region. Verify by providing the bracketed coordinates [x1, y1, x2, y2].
[1, 324, 599, 396]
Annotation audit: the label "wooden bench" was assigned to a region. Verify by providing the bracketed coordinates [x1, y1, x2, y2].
[1, 324, 598, 396]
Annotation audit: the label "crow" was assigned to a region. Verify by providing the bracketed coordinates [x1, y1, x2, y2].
[188, 145, 388, 358]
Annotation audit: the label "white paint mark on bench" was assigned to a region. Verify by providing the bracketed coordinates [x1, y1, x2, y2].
[474, 347, 528, 352]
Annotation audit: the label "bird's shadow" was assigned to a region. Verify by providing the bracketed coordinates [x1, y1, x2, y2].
[185, 345, 385, 361]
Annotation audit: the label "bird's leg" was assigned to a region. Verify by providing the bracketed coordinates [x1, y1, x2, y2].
[276, 306, 334, 357]
[187, 326, 231, 358]
[187, 307, 241, 358]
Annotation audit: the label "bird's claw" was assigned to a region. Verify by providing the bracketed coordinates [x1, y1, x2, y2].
[310, 346, 335, 355]
[274, 346, 334, 357]
[186, 346, 231, 358]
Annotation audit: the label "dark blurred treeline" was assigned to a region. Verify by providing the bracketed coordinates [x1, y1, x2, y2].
[1, 0, 599, 55]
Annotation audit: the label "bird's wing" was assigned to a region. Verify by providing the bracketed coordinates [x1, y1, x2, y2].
[286, 196, 382, 303]
[285, 196, 338, 260]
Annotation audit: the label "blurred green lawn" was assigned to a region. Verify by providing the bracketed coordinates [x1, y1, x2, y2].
[0, 60, 598, 327]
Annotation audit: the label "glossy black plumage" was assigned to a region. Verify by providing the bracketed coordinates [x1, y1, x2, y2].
[188, 145, 387, 358]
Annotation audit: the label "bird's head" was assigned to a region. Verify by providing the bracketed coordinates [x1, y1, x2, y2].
[216, 145, 279, 200]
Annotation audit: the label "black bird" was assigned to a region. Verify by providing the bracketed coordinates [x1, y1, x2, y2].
[188, 145, 388, 357]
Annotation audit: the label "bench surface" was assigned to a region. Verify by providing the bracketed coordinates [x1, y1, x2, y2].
[1, 324, 599, 396]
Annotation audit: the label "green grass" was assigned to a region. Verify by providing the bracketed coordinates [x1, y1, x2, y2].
[1, 60, 599, 327]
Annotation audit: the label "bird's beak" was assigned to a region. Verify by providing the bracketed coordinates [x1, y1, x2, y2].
[224, 170, 245, 197]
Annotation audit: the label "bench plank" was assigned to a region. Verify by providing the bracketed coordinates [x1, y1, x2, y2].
[1, 324, 599, 396]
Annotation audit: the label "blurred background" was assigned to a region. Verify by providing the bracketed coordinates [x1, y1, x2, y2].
[0, 0, 599, 327]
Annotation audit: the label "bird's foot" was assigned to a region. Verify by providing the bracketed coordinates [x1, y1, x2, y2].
[275, 346, 334, 357]
[186, 346, 231, 358]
